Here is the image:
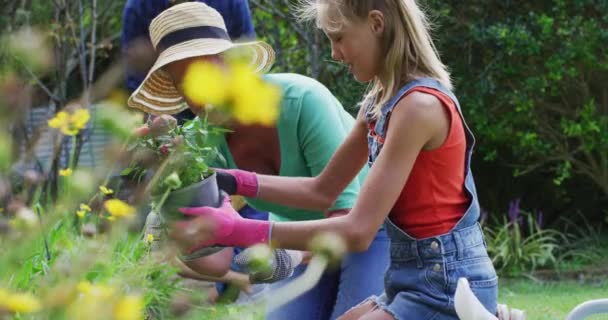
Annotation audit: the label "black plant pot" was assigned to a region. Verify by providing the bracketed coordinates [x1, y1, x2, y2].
[158, 172, 225, 257]
[160, 172, 223, 219]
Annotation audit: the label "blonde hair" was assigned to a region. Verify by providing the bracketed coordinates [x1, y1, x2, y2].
[297, 0, 452, 119]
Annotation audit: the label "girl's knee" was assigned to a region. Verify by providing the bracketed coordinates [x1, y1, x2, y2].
[337, 300, 378, 320]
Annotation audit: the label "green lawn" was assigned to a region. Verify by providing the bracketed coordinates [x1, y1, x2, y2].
[499, 279, 608, 319]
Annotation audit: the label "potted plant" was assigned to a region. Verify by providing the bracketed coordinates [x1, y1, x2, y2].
[122, 115, 227, 223]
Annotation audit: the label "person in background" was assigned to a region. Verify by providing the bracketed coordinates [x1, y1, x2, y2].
[122, 0, 264, 301]
[121, 0, 256, 123]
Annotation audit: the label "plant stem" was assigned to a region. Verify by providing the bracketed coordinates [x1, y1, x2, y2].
[261, 255, 328, 312]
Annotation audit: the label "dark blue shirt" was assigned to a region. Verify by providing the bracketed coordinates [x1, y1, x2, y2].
[122, 0, 256, 93]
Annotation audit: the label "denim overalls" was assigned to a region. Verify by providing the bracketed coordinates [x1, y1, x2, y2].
[365, 78, 498, 319]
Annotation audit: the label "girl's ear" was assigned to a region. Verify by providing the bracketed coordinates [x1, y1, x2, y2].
[368, 10, 385, 36]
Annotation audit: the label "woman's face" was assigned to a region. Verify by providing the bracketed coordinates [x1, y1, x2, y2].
[164, 55, 224, 113]
[324, 11, 385, 83]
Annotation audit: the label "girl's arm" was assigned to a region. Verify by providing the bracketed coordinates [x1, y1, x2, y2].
[174, 93, 449, 253]
[270, 92, 447, 251]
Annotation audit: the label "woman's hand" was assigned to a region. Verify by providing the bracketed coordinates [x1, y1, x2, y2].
[214, 169, 259, 198]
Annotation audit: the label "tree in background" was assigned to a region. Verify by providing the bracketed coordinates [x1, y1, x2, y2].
[251, 0, 608, 224]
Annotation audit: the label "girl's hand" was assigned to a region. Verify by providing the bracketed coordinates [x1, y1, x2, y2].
[170, 196, 271, 253]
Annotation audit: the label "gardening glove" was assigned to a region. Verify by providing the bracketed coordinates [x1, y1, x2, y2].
[234, 248, 303, 284]
[172, 196, 272, 254]
[214, 169, 259, 198]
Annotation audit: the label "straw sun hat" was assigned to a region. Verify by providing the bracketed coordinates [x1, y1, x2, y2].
[127, 2, 275, 115]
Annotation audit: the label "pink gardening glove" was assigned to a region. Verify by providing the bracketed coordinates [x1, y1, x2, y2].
[173, 196, 271, 254]
[214, 168, 259, 198]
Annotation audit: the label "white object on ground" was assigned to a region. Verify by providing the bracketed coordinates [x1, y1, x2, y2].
[565, 299, 608, 320]
[455, 278, 498, 320]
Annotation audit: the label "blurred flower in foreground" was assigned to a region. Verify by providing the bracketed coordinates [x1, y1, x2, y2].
[0, 288, 42, 314]
[9, 206, 38, 230]
[230, 62, 280, 126]
[77, 203, 91, 219]
[76, 281, 115, 298]
[48, 109, 90, 136]
[59, 168, 73, 177]
[104, 199, 135, 219]
[99, 185, 114, 195]
[181, 60, 281, 126]
[113, 295, 143, 320]
[145, 233, 154, 245]
[7, 27, 53, 73]
[183, 61, 229, 107]
[309, 232, 347, 267]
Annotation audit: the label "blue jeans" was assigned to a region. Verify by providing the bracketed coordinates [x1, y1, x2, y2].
[265, 228, 390, 320]
[372, 221, 498, 320]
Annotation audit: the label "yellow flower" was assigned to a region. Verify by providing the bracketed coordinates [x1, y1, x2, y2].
[76, 281, 115, 298]
[80, 203, 92, 212]
[71, 108, 90, 130]
[76, 210, 86, 218]
[47, 109, 90, 136]
[104, 199, 135, 219]
[145, 233, 154, 245]
[48, 111, 69, 129]
[99, 185, 114, 195]
[233, 82, 281, 126]
[230, 62, 280, 126]
[182, 61, 229, 107]
[113, 295, 143, 320]
[59, 168, 73, 176]
[0, 290, 42, 313]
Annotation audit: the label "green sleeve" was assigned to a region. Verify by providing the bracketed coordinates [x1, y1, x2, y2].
[296, 86, 361, 211]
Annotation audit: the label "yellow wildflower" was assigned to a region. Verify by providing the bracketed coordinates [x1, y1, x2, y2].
[76, 210, 86, 218]
[47, 111, 69, 129]
[59, 168, 73, 176]
[230, 62, 280, 126]
[182, 61, 229, 107]
[104, 199, 135, 219]
[76, 281, 114, 298]
[145, 233, 154, 245]
[99, 185, 114, 195]
[71, 109, 90, 130]
[80, 203, 92, 212]
[47, 109, 90, 136]
[0, 290, 42, 313]
[113, 295, 143, 320]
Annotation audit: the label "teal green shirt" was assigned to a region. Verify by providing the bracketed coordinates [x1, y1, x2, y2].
[216, 73, 367, 222]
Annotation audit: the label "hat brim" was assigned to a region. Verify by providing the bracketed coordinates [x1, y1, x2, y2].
[128, 38, 275, 115]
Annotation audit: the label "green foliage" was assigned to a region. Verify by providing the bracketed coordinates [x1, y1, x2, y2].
[425, 0, 608, 206]
[252, 0, 608, 224]
[485, 211, 562, 276]
[124, 116, 226, 197]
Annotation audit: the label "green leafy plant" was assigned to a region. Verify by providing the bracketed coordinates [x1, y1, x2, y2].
[485, 200, 562, 276]
[121, 115, 227, 199]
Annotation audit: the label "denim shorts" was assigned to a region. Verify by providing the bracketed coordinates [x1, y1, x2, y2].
[370, 222, 497, 320]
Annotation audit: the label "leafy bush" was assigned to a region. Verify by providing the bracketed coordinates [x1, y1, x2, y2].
[485, 200, 562, 276]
